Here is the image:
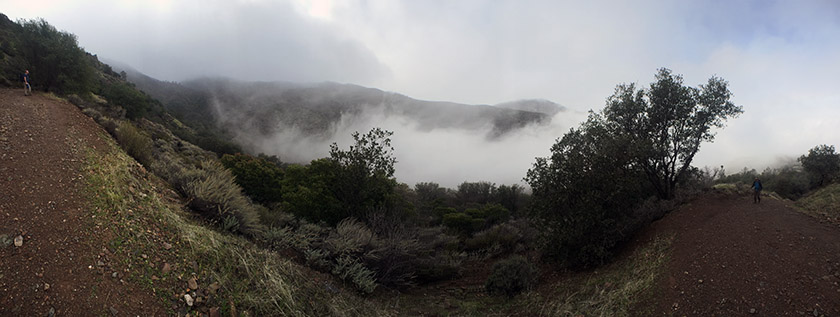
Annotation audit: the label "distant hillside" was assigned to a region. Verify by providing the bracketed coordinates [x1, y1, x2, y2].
[494, 99, 565, 116]
[117, 65, 558, 147]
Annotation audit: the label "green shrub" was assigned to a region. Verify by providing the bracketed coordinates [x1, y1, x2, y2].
[114, 121, 152, 166]
[221, 214, 240, 232]
[442, 212, 474, 235]
[304, 248, 332, 271]
[221, 153, 285, 204]
[263, 226, 293, 249]
[279, 160, 344, 225]
[485, 255, 538, 297]
[465, 208, 484, 219]
[432, 206, 457, 224]
[332, 255, 378, 294]
[482, 203, 511, 225]
[414, 250, 465, 283]
[99, 81, 155, 119]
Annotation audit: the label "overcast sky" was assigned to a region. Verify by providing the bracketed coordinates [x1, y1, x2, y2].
[3, 0, 840, 180]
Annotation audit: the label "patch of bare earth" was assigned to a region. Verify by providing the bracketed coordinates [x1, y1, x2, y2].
[0, 89, 164, 316]
[642, 191, 840, 316]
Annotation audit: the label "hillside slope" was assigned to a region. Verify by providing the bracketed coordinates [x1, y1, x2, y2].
[119, 68, 554, 151]
[639, 192, 840, 315]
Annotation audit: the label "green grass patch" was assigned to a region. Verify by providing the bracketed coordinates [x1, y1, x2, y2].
[527, 235, 673, 316]
[796, 183, 840, 224]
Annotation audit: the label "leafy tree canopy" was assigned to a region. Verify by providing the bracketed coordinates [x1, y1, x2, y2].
[526, 68, 742, 267]
[604, 68, 742, 199]
[799, 144, 840, 187]
[17, 18, 95, 94]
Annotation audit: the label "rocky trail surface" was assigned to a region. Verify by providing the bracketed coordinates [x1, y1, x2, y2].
[0, 89, 164, 316]
[643, 192, 840, 316]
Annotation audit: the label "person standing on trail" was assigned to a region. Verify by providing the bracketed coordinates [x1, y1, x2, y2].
[752, 177, 763, 203]
[22, 70, 31, 96]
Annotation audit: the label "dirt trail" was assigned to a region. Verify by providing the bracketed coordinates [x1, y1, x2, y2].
[0, 89, 163, 316]
[643, 192, 840, 316]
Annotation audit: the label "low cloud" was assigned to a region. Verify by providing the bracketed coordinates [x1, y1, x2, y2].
[219, 102, 585, 188]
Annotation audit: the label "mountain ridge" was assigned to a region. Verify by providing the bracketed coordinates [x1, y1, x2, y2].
[114, 64, 561, 143]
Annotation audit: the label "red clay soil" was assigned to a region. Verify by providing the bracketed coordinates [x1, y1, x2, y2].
[0, 89, 164, 315]
[642, 191, 840, 316]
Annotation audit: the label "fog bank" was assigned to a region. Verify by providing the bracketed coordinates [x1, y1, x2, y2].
[219, 103, 585, 188]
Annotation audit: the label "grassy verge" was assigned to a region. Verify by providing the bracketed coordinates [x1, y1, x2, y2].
[795, 183, 840, 224]
[529, 235, 673, 316]
[83, 133, 391, 316]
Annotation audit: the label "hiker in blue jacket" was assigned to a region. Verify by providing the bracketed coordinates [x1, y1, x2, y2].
[752, 177, 762, 203]
[22, 70, 31, 96]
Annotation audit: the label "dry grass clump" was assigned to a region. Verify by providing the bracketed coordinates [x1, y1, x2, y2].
[114, 121, 152, 166]
[162, 159, 264, 237]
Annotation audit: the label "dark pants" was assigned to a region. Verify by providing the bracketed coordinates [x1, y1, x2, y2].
[753, 190, 761, 203]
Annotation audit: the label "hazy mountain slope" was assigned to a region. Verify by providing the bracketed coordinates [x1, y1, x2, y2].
[119, 67, 556, 145]
[494, 99, 565, 116]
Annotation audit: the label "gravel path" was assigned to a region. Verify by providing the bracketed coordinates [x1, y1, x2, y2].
[0, 89, 164, 316]
[646, 192, 840, 316]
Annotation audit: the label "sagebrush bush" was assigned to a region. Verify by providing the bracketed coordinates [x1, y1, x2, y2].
[99, 117, 119, 136]
[80, 107, 102, 121]
[293, 222, 328, 251]
[304, 248, 332, 271]
[259, 205, 296, 228]
[332, 255, 378, 294]
[263, 226, 294, 249]
[485, 255, 538, 297]
[179, 160, 264, 236]
[466, 219, 532, 257]
[363, 233, 421, 287]
[326, 218, 375, 255]
[221, 214, 240, 232]
[115, 121, 152, 166]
